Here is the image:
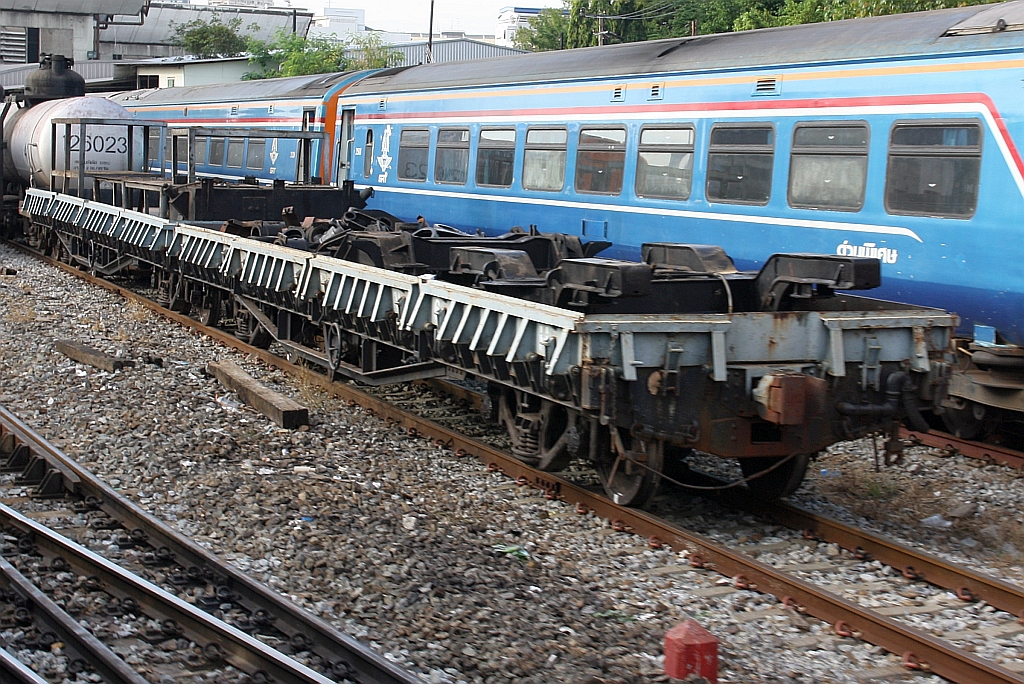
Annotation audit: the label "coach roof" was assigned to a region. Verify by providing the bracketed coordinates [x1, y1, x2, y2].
[108, 71, 355, 106]
[346, 1, 1024, 94]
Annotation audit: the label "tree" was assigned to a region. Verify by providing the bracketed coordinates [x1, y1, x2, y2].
[246, 31, 347, 79]
[172, 15, 249, 59]
[245, 31, 400, 80]
[565, 0, 648, 49]
[345, 32, 403, 70]
[733, 0, 990, 30]
[514, 4, 570, 51]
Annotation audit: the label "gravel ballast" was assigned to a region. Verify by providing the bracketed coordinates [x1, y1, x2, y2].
[4, 243, 1017, 682]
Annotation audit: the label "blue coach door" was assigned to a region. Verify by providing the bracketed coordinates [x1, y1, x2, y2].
[336, 108, 355, 183]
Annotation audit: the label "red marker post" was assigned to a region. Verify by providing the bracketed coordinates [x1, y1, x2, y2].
[664, 619, 718, 683]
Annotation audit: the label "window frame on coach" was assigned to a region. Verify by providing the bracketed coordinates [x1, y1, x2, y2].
[523, 126, 568, 193]
[705, 123, 775, 206]
[397, 127, 430, 182]
[883, 119, 983, 219]
[635, 124, 697, 201]
[787, 121, 870, 212]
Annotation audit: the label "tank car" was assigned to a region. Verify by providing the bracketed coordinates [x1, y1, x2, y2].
[1, 55, 135, 238]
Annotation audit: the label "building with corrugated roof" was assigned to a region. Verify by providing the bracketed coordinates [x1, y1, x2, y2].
[348, 37, 525, 68]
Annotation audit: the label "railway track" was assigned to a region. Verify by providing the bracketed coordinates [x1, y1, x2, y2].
[901, 428, 1024, 471]
[0, 402, 425, 684]
[7, 240, 1024, 683]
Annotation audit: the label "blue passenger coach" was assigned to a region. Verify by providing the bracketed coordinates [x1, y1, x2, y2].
[112, 1, 1024, 349]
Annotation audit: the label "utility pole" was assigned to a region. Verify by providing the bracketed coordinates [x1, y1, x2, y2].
[598, 14, 604, 46]
[426, 0, 435, 63]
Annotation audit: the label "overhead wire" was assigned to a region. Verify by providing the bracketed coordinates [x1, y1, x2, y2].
[583, 1, 679, 21]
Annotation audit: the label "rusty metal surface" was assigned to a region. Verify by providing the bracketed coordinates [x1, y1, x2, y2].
[9, 242, 1024, 684]
[749, 499, 1024, 618]
[901, 428, 1024, 470]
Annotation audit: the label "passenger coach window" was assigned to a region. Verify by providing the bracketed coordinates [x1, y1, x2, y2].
[174, 136, 188, 164]
[576, 127, 626, 195]
[246, 139, 266, 170]
[435, 128, 470, 184]
[885, 122, 981, 218]
[476, 129, 516, 187]
[706, 125, 774, 204]
[196, 137, 208, 165]
[789, 123, 868, 211]
[210, 138, 226, 166]
[523, 127, 567, 192]
[636, 126, 695, 200]
[226, 138, 244, 168]
[397, 128, 429, 181]
[147, 129, 161, 166]
[363, 129, 374, 178]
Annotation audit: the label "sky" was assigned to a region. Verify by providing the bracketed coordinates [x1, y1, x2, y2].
[276, 0, 563, 36]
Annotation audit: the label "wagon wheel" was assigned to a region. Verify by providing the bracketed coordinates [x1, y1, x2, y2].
[323, 322, 344, 376]
[235, 307, 271, 349]
[56, 240, 72, 265]
[594, 426, 664, 507]
[740, 454, 811, 500]
[196, 290, 222, 327]
[535, 400, 576, 472]
[166, 274, 191, 314]
[493, 389, 577, 471]
[941, 400, 987, 441]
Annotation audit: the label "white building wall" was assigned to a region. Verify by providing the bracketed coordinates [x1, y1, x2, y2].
[496, 7, 542, 47]
[0, 11, 92, 63]
[182, 59, 251, 85]
[137, 59, 250, 87]
[308, 7, 365, 41]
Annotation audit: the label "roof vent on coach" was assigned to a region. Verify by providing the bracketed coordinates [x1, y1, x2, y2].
[649, 83, 664, 100]
[752, 77, 780, 96]
[611, 85, 626, 102]
[378, 98, 387, 111]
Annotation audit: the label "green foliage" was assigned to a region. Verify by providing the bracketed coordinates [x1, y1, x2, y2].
[644, 0, 751, 38]
[171, 15, 250, 59]
[345, 32, 403, 70]
[734, 0, 992, 31]
[524, 0, 994, 50]
[245, 31, 400, 80]
[566, 0, 649, 48]
[514, 3, 570, 51]
[246, 31, 346, 79]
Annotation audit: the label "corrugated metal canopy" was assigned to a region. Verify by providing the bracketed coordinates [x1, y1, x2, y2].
[347, 1, 1024, 94]
[4, 0, 148, 14]
[107, 70, 354, 105]
[103, 3, 312, 47]
[0, 60, 124, 89]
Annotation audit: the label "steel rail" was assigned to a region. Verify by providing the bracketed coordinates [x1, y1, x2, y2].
[901, 428, 1024, 471]
[7, 243, 1024, 683]
[0, 646, 51, 684]
[0, 402, 424, 684]
[0, 555, 148, 684]
[743, 497, 1024, 618]
[425, 378, 1024, 622]
[0, 503, 337, 684]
